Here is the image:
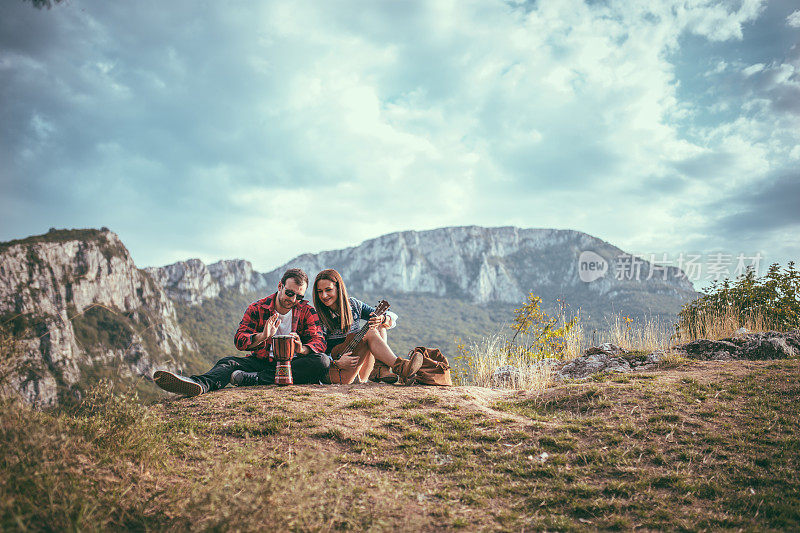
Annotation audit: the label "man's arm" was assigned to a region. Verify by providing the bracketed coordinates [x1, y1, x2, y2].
[234, 302, 260, 352]
[297, 305, 326, 354]
[234, 302, 279, 352]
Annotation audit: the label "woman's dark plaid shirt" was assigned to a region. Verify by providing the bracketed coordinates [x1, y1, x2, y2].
[234, 292, 326, 360]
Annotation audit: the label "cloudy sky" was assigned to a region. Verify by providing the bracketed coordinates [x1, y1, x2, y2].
[1, 0, 798, 286]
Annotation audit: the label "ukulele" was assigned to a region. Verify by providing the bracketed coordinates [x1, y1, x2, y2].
[330, 300, 390, 359]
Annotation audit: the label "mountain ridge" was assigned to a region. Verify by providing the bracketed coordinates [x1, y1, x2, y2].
[150, 225, 697, 318]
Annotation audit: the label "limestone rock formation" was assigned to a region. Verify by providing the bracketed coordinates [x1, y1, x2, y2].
[144, 259, 269, 305]
[149, 226, 698, 326]
[0, 228, 199, 406]
[544, 344, 660, 381]
[544, 330, 799, 382]
[557, 352, 633, 380]
[264, 226, 697, 305]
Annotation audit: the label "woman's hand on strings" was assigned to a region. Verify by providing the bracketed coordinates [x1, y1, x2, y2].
[368, 313, 387, 330]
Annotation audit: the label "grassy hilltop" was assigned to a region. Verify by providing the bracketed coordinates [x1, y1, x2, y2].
[2, 358, 799, 531]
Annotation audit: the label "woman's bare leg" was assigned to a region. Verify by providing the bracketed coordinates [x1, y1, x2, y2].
[361, 314, 388, 380]
[364, 329, 398, 366]
[358, 353, 375, 382]
[330, 330, 405, 383]
[368, 327, 393, 381]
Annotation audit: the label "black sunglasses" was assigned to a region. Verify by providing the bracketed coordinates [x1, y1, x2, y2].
[283, 288, 305, 301]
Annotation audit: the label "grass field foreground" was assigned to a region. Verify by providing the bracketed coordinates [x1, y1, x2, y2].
[1, 359, 799, 531]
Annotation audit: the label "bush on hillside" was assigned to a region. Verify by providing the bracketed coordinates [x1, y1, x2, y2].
[510, 293, 580, 358]
[71, 305, 135, 350]
[676, 262, 800, 341]
[453, 293, 581, 388]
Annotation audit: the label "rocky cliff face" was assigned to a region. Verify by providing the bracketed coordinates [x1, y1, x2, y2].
[263, 226, 697, 308]
[0, 229, 199, 407]
[150, 226, 697, 325]
[144, 259, 269, 305]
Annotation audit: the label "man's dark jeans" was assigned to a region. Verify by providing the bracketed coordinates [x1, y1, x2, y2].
[191, 353, 330, 391]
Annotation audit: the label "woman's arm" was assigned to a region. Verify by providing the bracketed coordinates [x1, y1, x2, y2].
[357, 297, 397, 329]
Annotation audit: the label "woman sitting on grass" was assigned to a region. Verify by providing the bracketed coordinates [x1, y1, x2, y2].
[313, 269, 422, 384]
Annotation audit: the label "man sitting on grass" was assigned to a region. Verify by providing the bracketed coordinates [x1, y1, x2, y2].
[153, 268, 328, 396]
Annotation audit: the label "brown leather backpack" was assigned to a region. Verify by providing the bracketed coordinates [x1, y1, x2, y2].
[407, 347, 452, 386]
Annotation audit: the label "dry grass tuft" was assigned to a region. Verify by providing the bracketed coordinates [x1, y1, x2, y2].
[657, 351, 690, 369]
[602, 313, 673, 352]
[673, 306, 772, 344]
[453, 331, 557, 390]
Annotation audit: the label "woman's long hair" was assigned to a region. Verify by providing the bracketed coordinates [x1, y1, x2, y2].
[313, 269, 353, 333]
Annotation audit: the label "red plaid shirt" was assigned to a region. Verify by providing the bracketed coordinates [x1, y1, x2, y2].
[234, 292, 326, 360]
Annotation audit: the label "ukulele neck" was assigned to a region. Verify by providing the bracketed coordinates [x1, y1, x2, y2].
[343, 322, 371, 353]
[341, 300, 390, 354]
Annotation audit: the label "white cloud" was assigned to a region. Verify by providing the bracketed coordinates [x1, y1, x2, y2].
[787, 10, 800, 28]
[0, 0, 797, 272]
[742, 63, 766, 76]
[706, 60, 728, 76]
[29, 113, 55, 140]
[679, 0, 765, 41]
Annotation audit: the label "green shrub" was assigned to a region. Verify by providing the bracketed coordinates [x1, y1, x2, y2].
[510, 293, 580, 358]
[72, 305, 134, 350]
[676, 262, 800, 341]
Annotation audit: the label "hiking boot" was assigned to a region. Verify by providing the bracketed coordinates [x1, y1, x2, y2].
[153, 370, 206, 396]
[391, 350, 423, 382]
[369, 360, 398, 384]
[230, 370, 260, 387]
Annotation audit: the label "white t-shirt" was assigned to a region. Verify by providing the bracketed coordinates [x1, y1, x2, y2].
[269, 308, 293, 356]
